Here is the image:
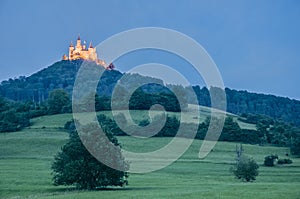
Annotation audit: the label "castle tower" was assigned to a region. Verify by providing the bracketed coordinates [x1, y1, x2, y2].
[68, 41, 74, 60]
[76, 35, 82, 51]
[88, 42, 97, 60]
[62, 54, 68, 60]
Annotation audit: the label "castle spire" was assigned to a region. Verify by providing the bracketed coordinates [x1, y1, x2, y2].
[83, 40, 86, 50]
[69, 41, 74, 47]
[76, 35, 82, 49]
[89, 42, 93, 48]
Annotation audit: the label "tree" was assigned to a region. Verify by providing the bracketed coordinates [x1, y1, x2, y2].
[48, 89, 70, 114]
[196, 117, 209, 140]
[0, 98, 31, 133]
[231, 145, 259, 182]
[291, 130, 300, 156]
[156, 115, 180, 137]
[167, 84, 188, 109]
[51, 122, 129, 189]
[95, 94, 111, 111]
[220, 116, 242, 141]
[0, 97, 9, 112]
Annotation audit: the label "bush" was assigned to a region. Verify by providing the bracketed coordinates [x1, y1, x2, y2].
[156, 115, 180, 137]
[0, 110, 30, 132]
[64, 119, 76, 133]
[264, 154, 278, 167]
[277, 159, 293, 165]
[231, 155, 259, 182]
[139, 119, 150, 127]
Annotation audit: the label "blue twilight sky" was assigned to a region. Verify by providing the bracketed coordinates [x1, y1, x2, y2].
[0, 0, 299, 99]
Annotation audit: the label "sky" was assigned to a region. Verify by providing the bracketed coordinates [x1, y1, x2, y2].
[0, 0, 299, 99]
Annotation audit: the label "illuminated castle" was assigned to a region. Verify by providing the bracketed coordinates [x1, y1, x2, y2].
[62, 36, 114, 69]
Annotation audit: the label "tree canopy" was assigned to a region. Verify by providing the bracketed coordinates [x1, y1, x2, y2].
[52, 120, 129, 190]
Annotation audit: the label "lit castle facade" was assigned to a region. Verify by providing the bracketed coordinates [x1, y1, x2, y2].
[62, 36, 114, 69]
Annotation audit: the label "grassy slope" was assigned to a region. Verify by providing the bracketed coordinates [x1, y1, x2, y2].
[29, 105, 256, 130]
[1, 110, 299, 199]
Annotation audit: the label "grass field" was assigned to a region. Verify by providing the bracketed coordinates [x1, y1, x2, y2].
[1, 111, 299, 199]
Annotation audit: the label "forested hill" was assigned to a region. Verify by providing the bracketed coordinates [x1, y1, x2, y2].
[0, 60, 163, 103]
[0, 60, 300, 126]
[0, 60, 123, 102]
[193, 86, 300, 126]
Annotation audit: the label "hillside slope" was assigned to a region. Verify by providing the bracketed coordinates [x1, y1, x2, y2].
[0, 60, 300, 126]
[29, 105, 256, 130]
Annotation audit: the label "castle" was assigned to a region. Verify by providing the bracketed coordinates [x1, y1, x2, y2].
[62, 36, 114, 69]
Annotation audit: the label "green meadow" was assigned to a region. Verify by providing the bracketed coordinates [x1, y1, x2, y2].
[1, 112, 300, 199]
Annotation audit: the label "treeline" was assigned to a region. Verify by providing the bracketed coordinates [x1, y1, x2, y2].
[0, 85, 182, 132]
[0, 89, 71, 132]
[198, 114, 300, 156]
[201, 115, 300, 156]
[192, 86, 300, 127]
[129, 86, 182, 112]
[0, 97, 31, 132]
[64, 113, 300, 156]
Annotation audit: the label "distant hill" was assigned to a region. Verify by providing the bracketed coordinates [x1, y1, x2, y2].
[0, 60, 300, 126]
[193, 86, 300, 127]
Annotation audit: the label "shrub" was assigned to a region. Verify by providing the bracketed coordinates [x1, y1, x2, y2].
[285, 159, 293, 164]
[64, 120, 76, 133]
[277, 159, 293, 165]
[264, 154, 278, 167]
[231, 155, 259, 182]
[156, 115, 180, 137]
[139, 119, 150, 127]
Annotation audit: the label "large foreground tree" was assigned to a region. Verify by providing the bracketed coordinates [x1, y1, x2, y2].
[51, 122, 129, 189]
